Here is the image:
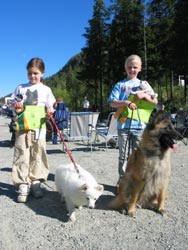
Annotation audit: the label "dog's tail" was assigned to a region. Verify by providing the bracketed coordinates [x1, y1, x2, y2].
[109, 194, 125, 210]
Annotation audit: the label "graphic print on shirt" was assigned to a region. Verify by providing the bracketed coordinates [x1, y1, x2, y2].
[25, 89, 38, 105]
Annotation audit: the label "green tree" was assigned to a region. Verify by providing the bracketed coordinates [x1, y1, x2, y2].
[172, 0, 188, 104]
[42, 0, 188, 113]
[107, 0, 145, 84]
[146, 0, 176, 100]
[81, 0, 109, 111]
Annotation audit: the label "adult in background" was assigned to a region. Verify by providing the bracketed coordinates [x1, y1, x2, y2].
[83, 96, 90, 111]
[170, 107, 177, 125]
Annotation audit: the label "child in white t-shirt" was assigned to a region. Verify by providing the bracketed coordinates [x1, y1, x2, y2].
[12, 57, 56, 203]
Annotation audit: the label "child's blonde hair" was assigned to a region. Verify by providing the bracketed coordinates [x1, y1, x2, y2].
[124, 54, 142, 67]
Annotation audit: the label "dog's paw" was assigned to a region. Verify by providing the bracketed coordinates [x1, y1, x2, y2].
[69, 217, 76, 222]
[136, 203, 142, 209]
[69, 212, 76, 222]
[158, 208, 166, 216]
[120, 208, 127, 215]
[128, 211, 135, 217]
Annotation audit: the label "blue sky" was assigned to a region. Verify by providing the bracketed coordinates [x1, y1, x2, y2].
[0, 0, 111, 98]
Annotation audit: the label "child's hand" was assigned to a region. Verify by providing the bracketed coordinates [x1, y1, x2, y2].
[46, 112, 53, 119]
[134, 92, 148, 102]
[15, 102, 23, 109]
[128, 102, 137, 110]
[15, 102, 24, 113]
[46, 107, 54, 118]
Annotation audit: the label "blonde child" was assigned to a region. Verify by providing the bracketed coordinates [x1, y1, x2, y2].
[108, 55, 158, 185]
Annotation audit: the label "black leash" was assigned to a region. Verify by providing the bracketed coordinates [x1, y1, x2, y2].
[122, 109, 142, 167]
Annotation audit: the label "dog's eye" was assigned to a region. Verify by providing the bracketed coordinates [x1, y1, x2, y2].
[163, 125, 171, 131]
[167, 124, 173, 130]
[86, 197, 90, 200]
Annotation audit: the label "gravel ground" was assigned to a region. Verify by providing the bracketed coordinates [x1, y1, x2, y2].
[0, 115, 188, 250]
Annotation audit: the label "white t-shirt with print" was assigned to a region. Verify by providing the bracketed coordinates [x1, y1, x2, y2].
[12, 82, 56, 139]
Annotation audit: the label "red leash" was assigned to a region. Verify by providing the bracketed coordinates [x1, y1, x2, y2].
[49, 116, 80, 174]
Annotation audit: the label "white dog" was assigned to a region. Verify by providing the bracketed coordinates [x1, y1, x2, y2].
[55, 163, 104, 222]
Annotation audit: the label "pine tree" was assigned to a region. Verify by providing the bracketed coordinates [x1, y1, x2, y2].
[107, 0, 145, 84]
[81, 0, 109, 111]
[146, 1, 176, 80]
[172, 0, 188, 103]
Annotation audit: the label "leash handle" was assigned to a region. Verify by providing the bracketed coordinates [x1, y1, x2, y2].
[49, 116, 80, 174]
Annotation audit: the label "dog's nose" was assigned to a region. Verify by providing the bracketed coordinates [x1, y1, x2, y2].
[88, 205, 95, 209]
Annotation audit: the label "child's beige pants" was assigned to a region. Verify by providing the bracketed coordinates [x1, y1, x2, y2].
[12, 131, 49, 187]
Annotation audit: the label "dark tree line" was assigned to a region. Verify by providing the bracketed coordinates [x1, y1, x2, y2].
[45, 0, 188, 113]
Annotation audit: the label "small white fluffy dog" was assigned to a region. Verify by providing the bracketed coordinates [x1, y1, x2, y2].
[55, 163, 104, 222]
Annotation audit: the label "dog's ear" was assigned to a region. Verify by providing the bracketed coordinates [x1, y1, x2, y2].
[96, 185, 104, 193]
[80, 184, 88, 192]
[155, 110, 171, 124]
[148, 110, 171, 130]
[148, 109, 157, 124]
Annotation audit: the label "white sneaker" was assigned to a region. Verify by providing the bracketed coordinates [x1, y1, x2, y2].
[31, 181, 44, 198]
[17, 184, 30, 203]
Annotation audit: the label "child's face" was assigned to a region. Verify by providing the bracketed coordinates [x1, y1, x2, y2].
[125, 60, 141, 80]
[27, 66, 44, 84]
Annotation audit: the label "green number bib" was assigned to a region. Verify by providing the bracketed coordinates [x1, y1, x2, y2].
[16, 106, 46, 132]
[126, 96, 156, 123]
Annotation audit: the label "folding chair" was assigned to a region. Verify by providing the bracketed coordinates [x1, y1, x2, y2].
[62, 112, 99, 151]
[175, 110, 188, 145]
[95, 112, 118, 149]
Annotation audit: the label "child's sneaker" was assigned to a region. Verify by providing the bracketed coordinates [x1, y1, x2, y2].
[31, 181, 44, 198]
[17, 184, 30, 203]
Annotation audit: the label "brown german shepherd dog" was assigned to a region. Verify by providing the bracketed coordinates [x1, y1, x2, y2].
[110, 110, 183, 216]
